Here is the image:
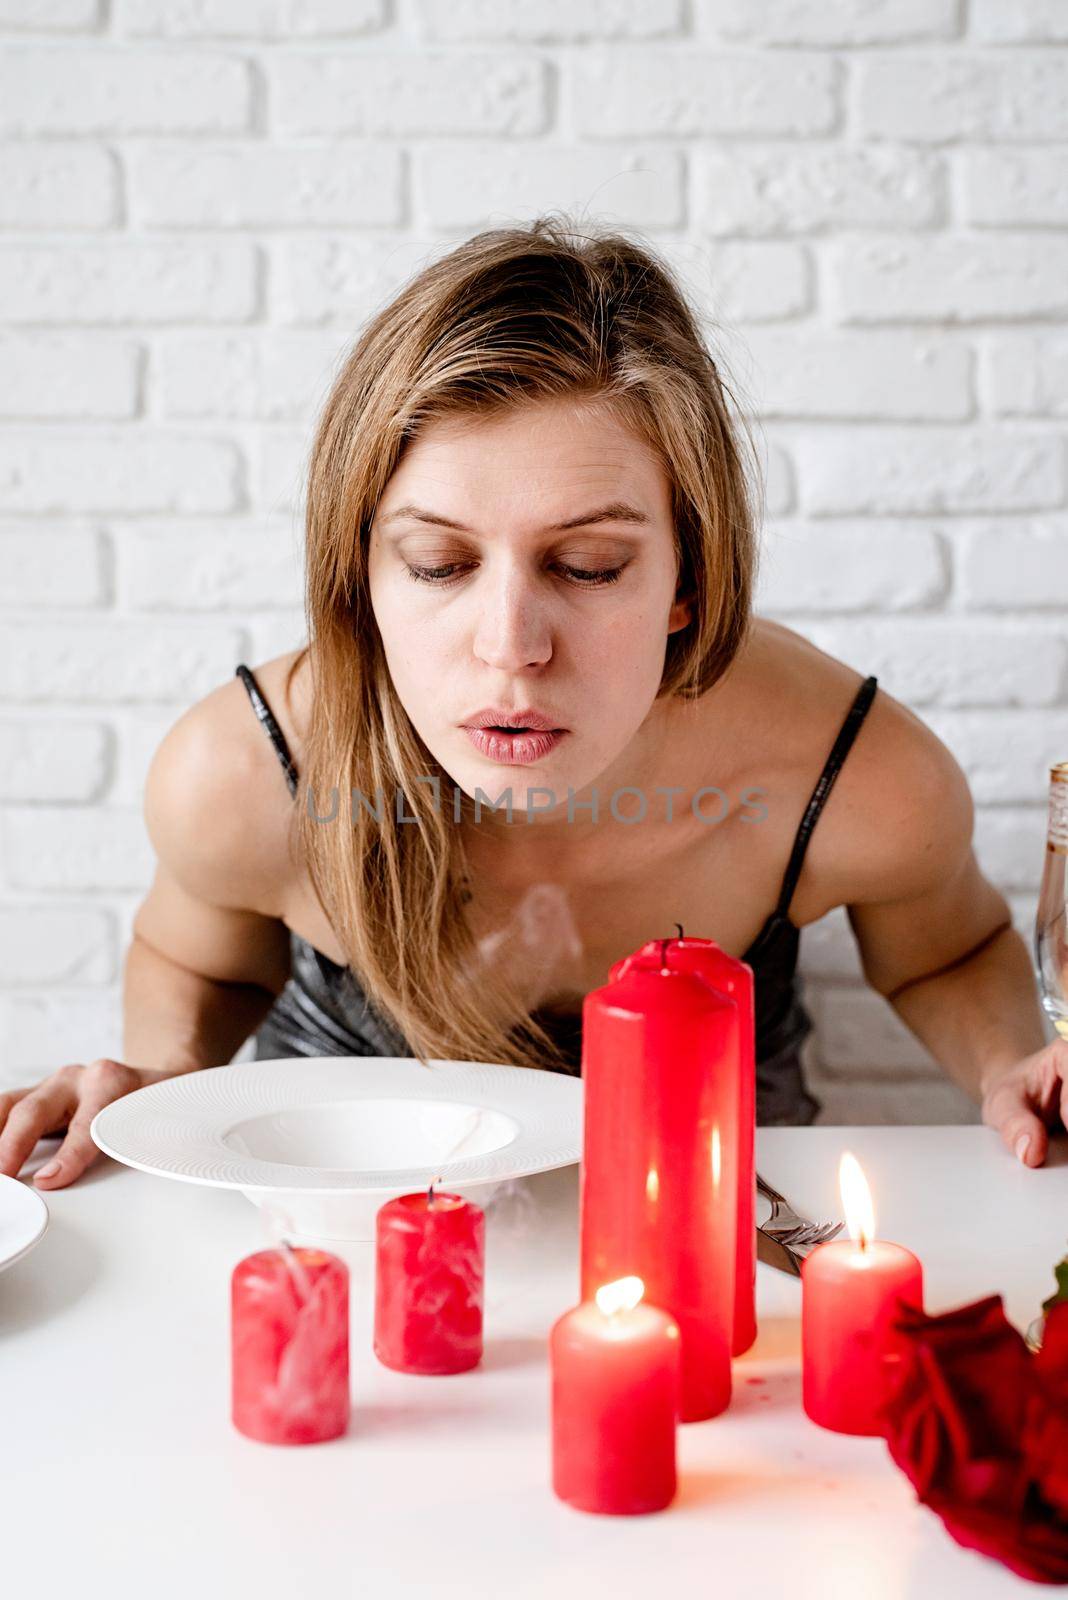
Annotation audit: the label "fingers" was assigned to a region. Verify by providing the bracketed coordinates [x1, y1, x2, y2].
[33, 1059, 142, 1190]
[0, 1074, 78, 1181]
[982, 1080, 1049, 1168]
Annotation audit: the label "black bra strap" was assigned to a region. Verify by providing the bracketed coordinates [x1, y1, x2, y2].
[775, 674, 879, 919]
[235, 664, 299, 798]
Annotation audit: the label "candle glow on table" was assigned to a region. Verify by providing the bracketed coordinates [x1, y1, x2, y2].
[550, 1275, 680, 1516]
[608, 934, 756, 1357]
[581, 937, 742, 1421]
[231, 1243, 350, 1445]
[801, 1153, 924, 1436]
[374, 1182, 485, 1375]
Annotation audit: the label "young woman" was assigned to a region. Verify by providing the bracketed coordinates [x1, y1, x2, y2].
[1, 214, 1063, 1191]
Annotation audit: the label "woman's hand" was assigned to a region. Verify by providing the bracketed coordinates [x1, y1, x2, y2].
[981, 1037, 1068, 1167]
[0, 1059, 164, 1190]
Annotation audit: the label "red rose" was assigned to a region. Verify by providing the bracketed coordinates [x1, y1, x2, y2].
[880, 1294, 1068, 1584]
[1025, 1301, 1068, 1520]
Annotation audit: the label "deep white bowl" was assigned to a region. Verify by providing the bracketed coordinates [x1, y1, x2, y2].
[91, 1055, 583, 1243]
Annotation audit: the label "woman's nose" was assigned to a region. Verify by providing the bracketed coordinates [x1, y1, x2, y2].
[471, 574, 553, 671]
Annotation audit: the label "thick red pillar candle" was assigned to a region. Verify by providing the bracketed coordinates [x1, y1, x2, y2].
[580, 957, 738, 1422]
[609, 934, 756, 1357]
[551, 1275, 680, 1515]
[231, 1243, 349, 1445]
[374, 1185, 485, 1374]
[801, 1153, 924, 1435]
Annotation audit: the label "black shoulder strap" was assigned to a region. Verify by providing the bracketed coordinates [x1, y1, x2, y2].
[235, 664, 299, 799]
[775, 674, 878, 919]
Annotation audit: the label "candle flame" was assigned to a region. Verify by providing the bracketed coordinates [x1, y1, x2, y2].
[710, 1125, 722, 1188]
[646, 1167, 659, 1204]
[595, 1275, 645, 1316]
[839, 1151, 875, 1249]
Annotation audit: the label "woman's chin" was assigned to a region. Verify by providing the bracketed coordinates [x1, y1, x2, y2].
[452, 767, 584, 820]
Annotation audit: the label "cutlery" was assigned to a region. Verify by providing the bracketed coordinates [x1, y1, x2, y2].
[756, 1170, 844, 1255]
[756, 1224, 803, 1278]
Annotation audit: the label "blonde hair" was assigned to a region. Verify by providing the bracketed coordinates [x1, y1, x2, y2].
[282, 212, 762, 1072]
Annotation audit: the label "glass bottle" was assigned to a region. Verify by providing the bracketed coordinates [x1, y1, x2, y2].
[1036, 761, 1068, 1040]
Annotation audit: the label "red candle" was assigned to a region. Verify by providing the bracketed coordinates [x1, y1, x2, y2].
[609, 934, 756, 1357]
[374, 1183, 485, 1374]
[802, 1152, 924, 1436]
[231, 1243, 349, 1445]
[551, 1274, 680, 1515]
[580, 952, 738, 1422]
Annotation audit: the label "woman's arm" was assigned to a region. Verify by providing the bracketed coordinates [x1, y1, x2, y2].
[851, 868, 1064, 1166]
[125, 911, 287, 1076]
[874, 920, 1064, 1164]
[847, 834, 1044, 1104]
[880, 918, 1044, 1096]
[0, 689, 295, 1187]
[125, 682, 295, 1073]
[829, 695, 1059, 1163]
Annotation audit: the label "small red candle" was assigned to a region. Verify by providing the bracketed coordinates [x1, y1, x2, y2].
[374, 1182, 485, 1374]
[551, 1275, 680, 1515]
[802, 1152, 924, 1436]
[581, 952, 738, 1421]
[609, 933, 756, 1357]
[231, 1243, 349, 1445]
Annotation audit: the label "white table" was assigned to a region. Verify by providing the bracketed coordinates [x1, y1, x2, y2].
[3, 1125, 1065, 1599]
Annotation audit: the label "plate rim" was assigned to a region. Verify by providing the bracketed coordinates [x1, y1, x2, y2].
[0, 1174, 50, 1273]
[90, 1054, 583, 1194]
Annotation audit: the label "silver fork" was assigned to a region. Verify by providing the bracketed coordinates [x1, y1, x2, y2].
[756, 1170, 843, 1254]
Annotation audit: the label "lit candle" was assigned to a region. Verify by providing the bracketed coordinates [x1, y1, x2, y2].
[609, 932, 756, 1357]
[231, 1242, 350, 1445]
[374, 1181, 485, 1374]
[550, 1275, 680, 1515]
[581, 949, 738, 1421]
[801, 1153, 924, 1436]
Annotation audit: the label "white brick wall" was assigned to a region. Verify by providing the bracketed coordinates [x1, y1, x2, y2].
[1, 0, 1064, 1126]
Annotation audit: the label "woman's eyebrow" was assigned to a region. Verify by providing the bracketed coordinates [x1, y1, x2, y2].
[378, 500, 652, 533]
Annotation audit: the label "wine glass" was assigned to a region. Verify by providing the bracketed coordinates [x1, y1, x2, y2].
[1036, 761, 1068, 1041]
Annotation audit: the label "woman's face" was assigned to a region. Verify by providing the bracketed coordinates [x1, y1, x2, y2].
[367, 395, 692, 827]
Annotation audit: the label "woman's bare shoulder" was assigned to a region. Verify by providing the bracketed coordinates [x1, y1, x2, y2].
[142, 649, 311, 919]
[751, 621, 974, 912]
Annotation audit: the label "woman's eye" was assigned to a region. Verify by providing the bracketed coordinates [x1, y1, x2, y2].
[403, 562, 626, 588]
[404, 563, 466, 585]
[561, 565, 625, 587]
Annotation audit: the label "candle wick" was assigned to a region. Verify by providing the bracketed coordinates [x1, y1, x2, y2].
[674, 922, 684, 940]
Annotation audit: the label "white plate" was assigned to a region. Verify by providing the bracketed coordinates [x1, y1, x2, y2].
[0, 1173, 49, 1273]
[91, 1056, 583, 1243]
